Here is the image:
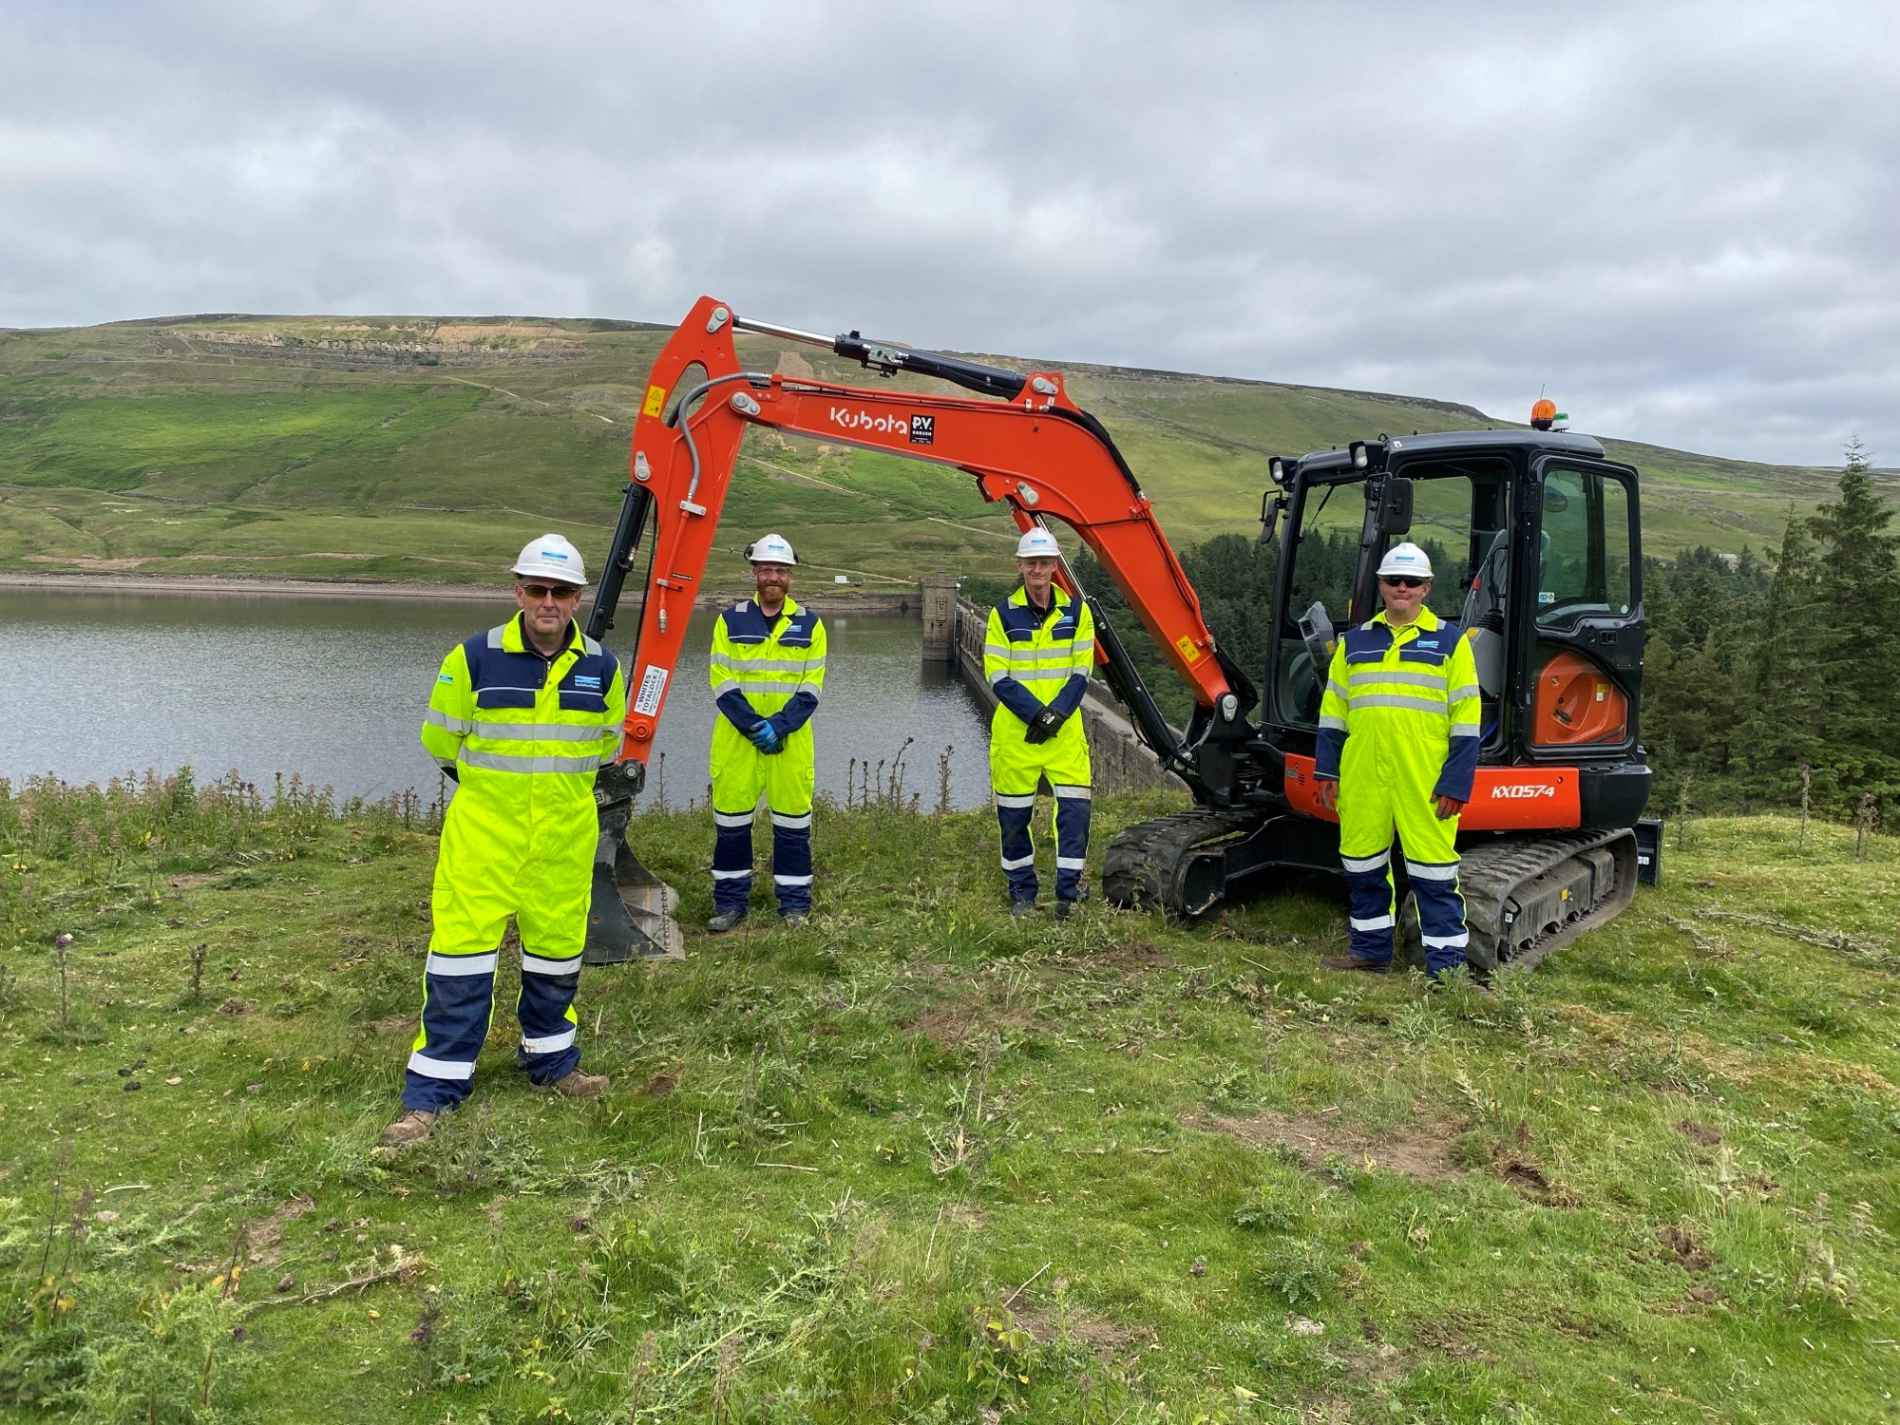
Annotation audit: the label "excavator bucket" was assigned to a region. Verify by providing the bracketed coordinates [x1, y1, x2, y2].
[583, 767, 685, 964]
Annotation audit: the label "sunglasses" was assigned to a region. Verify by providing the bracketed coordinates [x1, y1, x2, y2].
[519, 583, 581, 601]
[1380, 576, 1426, 589]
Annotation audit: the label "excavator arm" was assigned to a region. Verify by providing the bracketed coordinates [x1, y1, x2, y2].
[581, 295, 1262, 963]
[594, 295, 1255, 784]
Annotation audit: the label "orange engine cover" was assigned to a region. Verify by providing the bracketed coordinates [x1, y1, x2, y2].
[1533, 651, 1629, 746]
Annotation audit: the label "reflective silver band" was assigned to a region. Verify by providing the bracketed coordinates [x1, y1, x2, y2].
[1326, 681, 1349, 701]
[1448, 684, 1481, 702]
[773, 873, 813, 886]
[983, 643, 1015, 658]
[1052, 784, 1091, 800]
[1000, 852, 1035, 870]
[1319, 714, 1348, 732]
[1351, 694, 1450, 715]
[713, 810, 756, 828]
[460, 749, 601, 775]
[711, 867, 751, 880]
[473, 721, 606, 743]
[994, 793, 1036, 809]
[486, 623, 509, 649]
[1450, 723, 1481, 739]
[771, 811, 813, 829]
[1341, 850, 1390, 873]
[427, 952, 498, 977]
[1421, 932, 1470, 949]
[521, 1028, 576, 1053]
[712, 655, 824, 674]
[1349, 667, 1445, 689]
[1350, 914, 1394, 931]
[1056, 856, 1086, 870]
[425, 709, 472, 734]
[712, 679, 741, 698]
[408, 1051, 475, 1079]
[1405, 860, 1459, 881]
[793, 682, 823, 696]
[521, 954, 582, 976]
[1011, 669, 1072, 683]
[713, 679, 804, 696]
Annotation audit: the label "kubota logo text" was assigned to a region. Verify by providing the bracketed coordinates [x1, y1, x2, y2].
[829, 406, 908, 435]
[1490, 784, 1557, 800]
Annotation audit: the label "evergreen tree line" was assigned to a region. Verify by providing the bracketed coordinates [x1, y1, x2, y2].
[987, 447, 1896, 824]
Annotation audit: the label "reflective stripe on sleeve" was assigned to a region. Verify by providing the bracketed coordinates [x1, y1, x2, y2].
[407, 1052, 475, 1080]
[711, 679, 740, 698]
[1450, 722, 1481, 738]
[1326, 680, 1349, 701]
[712, 655, 816, 673]
[424, 709, 473, 734]
[426, 952, 498, 977]
[1010, 669, 1071, 683]
[521, 1028, 576, 1053]
[1448, 684, 1481, 702]
[1319, 714, 1348, 732]
[984, 642, 1015, 658]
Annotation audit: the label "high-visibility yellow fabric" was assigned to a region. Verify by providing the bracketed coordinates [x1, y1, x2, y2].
[419, 614, 627, 959]
[708, 596, 827, 813]
[985, 585, 1094, 794]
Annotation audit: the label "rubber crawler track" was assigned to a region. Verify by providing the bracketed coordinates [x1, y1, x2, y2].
[1104, 808, 1262, 912]
[1437, 827, 1639, 973]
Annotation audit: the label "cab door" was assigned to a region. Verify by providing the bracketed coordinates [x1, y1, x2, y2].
[1522, 458, 1644, 757]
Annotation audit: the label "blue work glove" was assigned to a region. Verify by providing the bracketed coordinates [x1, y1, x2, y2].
[748, 721, 781, 753]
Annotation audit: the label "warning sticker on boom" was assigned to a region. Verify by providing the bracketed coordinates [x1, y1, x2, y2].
[633, 665, 670, 716]
[1174, 635, 1204, 663]
[642, 384, 667, 419]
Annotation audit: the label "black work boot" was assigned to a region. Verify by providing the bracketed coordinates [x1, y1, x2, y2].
[1319, 954, 1391, 974]
[706, 908, 748, 934]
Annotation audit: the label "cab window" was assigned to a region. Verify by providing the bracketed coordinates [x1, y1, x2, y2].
[1536, 467, 1634, 629]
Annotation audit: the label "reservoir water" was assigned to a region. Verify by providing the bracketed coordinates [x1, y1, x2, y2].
[0, 590, 995, 808]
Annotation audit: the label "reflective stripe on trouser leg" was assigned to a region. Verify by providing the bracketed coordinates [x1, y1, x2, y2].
[711, 804, 756, 913]
[771, 808, 814, 912]
[995, 799, 1037, 901]
[1053, 784, 1091, 902]
[403, 951, 499, 1112]
[1392, 785, 1465, 976]
[1341, 855, 1398, 964]
[516, 950, 582, 1084]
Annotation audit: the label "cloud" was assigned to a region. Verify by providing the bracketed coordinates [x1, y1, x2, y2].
[2, 0, 1895, 465]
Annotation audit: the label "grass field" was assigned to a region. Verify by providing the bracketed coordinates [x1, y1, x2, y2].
[1, 314, 1880, 588]
[1, 773, 1895, 1422]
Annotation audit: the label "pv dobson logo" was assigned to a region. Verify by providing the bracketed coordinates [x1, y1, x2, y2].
[1490, 783, 1557, 800]
[909, 414, 935, 445]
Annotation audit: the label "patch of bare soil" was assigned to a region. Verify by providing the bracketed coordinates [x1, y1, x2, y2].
[240, 1193, 316, 1267]
[1676, 1119, 1722, 1147]
[218, 998, 254, 1016]
[369, 1013, 417, 1035]
[907, 1002, 1030, 1048]
[1088, 940, 1176, 974]
[167, 872, 224, 891]
[1191, 1109, 1461, 1183]
[1657, 1223, 1714, 1272]
[1493, 1153, 1581, 1207]
[1013, 1286, 1152, 1357]
[641, 1072, 679, 1099]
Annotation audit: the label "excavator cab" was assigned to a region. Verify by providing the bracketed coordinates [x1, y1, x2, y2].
[1240, 428, 1655, 968]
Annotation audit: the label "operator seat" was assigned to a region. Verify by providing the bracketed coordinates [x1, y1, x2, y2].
[1460, 530, 1510, 700]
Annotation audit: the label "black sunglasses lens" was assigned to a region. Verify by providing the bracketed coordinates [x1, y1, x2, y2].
[1382, 576, 1423, 588]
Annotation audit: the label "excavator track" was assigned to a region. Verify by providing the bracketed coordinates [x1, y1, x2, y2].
[1406, 827, 1640, 974]
[1104, 808, 1265, 914]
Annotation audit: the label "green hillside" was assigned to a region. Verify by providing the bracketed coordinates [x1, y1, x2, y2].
[0, 313, 1868, 587]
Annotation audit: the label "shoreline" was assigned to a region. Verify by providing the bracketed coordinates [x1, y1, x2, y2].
[0, 569, 929, 613]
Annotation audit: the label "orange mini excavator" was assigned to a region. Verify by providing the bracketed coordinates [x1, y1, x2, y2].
[582, 296, 1658, 971]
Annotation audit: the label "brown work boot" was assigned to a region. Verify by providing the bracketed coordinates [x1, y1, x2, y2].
[1319, 955, 1391, 974]
[549, 1069, 609, 1100]
[378, 1109, 438, 1147]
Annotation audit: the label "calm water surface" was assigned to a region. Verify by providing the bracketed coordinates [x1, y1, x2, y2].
[0, 590, 995, 808]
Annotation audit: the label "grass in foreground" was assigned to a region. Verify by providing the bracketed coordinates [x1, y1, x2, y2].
[0, 774, 1895, 1423]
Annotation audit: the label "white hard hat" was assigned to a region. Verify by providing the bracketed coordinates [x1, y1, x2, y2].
[1377, 542, 1433, 579]
[1015, 527, 1061, 560]
[746, 532, 798, 565]
[512, 532, 587, 585]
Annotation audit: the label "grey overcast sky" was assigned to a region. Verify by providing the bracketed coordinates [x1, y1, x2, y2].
[3, 1, 1895, 467]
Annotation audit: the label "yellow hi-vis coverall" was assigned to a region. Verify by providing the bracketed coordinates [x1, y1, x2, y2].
[708, 596, 827, 914]
[1314, 606, 1481, 973]
[405, 614, 626, 1112]
[984, 585, 1094, 904]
